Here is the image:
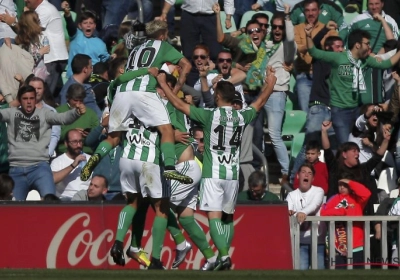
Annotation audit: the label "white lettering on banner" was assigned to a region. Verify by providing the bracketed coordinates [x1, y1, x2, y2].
[46, 212, 244, 268]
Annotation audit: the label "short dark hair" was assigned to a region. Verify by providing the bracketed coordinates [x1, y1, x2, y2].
[271, 12, 285, 26]
[17, 85, 36, 102]
[303, 0, 320, 8]
[43, 194, 61, 201]
[93, 61, 109, 75]
[157, 70, 177, 88]
[215, 81, 236, 103]
[251, 12, 269, 22]
[348, 29, 371, 50]
[299, 162, 315, 175]
[248, 170, 267, 188]
[305, 140, 321, 152]
[66, 83, 86, 100]
[324, 36, 343, 50]
[93, 174, 108, 188]
[71, 54, 92, 74]
[79, 10, 97, 23]
[245, 19, 261, 31]
[108, 57, 127, 80]
[218, 50, 232, 58]
[0, 173, 14, 200]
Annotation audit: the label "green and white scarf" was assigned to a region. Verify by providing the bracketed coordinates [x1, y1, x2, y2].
[347, 50, 366, 96]
[239, 36, 281, 90]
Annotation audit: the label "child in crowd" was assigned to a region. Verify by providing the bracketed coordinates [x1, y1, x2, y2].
[0, 173, 14, 200]
[293, 140, 328, 195]
[63, 3, 110, 78]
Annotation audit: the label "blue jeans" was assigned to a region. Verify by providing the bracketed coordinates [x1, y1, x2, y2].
[10, 161, 56, 201]
[102, 0, 153, 26]
[331, 106, 360, 144]
[264, 91, 289, 175]
[300, 244, 325, 270]
[296, 73, 313, 113]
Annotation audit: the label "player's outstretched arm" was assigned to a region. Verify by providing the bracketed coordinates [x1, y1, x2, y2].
[174, 57, 192, 94]
[250, 66, 277, 112]
[157, 72, 190, 116]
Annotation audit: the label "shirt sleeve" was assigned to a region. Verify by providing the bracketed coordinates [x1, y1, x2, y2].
[223, 0, 235, 15]
[366, 55, 392, 69]
[189, 106, 210, 125]
[161, 42, 184, 65]
[308, 46, 340, 64]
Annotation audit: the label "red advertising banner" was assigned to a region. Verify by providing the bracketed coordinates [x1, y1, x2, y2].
[0, 204, 292, 270]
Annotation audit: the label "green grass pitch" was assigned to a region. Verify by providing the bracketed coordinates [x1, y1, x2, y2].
[1, 269, 400, 280]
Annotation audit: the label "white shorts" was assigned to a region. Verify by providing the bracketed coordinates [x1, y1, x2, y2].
[119, 158, 170, 199]
[108, 90, 170, 133]
[199, 178, 239, 214]
[170, 160, 202, 210]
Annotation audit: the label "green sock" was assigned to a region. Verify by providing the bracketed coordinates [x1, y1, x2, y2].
[160, 142, 176, 167]
[116, 205, 136, 242]
[223, 220, 234, 250]
[152, 216, 168, 259]
[179, 216, 214, 259]
[209, 218, 229, 257]
[167, 209, 186, 245]
[94, 141, 113, 159]
[131, 201, 150, 248]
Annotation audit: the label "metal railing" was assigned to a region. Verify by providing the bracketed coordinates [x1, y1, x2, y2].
[290, 216, 400, 270]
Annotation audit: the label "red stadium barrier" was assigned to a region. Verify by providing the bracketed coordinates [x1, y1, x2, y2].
[0, 203, 292, 270]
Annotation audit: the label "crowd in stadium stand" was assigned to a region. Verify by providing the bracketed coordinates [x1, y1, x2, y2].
[1, 0, 400, 270]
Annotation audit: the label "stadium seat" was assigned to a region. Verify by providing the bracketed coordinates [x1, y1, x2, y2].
[239, 11, 273, 28]
[60, 11, 77, 42]
[377, 167, 397, 194]
[286, 74, 296, 111]
[26, 190, 41, 201]
[220, 11, 237, 33]
[281, 110, 307, 148]
[343, 12, 358, 25]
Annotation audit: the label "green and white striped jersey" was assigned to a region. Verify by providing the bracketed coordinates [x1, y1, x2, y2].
[121, 120, 160, 164]
[189, 105, 257, 180]
[165, 100, 193, 160]
[119, 40, 183, 93]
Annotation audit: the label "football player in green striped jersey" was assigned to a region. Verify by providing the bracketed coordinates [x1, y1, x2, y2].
[158, 72, 218, 269]
[157, 68, 277, 270]
[80, 20, 193, 185]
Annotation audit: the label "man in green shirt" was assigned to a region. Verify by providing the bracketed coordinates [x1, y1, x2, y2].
[237, 170, 280, 202]
[306, 26, 400, 144]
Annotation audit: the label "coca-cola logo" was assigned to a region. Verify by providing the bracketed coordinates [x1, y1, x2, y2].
[46, 212, 244, 269]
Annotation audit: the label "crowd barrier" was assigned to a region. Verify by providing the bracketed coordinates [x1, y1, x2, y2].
[290, 216, 400, 269]
[0, 202, 292, 270]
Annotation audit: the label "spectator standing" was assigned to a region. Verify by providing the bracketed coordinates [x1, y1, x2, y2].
[345, 0, 399, 105]
[51, 129, 91, 200]
[294, 0, 338, 112]
[1, 86, 85, 200]
[59, 54, 102, 119]
[320, 178, 371, 269]
[24, 0, 69, 96]
[157, 0, 234, 86]
[56, 84, 99, 155]
[286, 163, 325, 269]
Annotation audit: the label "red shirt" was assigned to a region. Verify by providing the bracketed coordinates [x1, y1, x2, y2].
[293, 160, 328, 195]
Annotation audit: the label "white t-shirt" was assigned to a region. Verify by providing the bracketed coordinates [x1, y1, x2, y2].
[50, 153, 91, 198]
[0, 0, 16, 39]
[35, 0, 68, 63]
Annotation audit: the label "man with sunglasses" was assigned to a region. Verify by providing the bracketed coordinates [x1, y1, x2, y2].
[194, 50, 246, 108]
[294, 0, 338, 113]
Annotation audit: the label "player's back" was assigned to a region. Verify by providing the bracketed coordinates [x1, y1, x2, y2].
[119, 39, 184, 93]
[202, 107, 251, 180]
[121, 118, 160, 164]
